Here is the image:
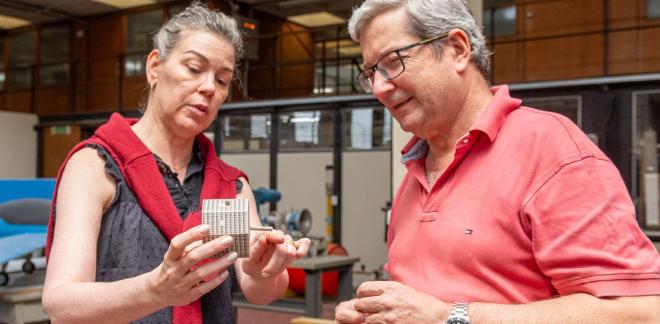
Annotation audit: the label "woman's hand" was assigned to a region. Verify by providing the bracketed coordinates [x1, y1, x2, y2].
[241, 230, 311, 279]
[147, 225, 238, 307]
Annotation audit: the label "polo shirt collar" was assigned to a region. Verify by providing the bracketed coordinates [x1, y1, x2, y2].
[471, 85, 522, 143]
[400, 85, 521, 163]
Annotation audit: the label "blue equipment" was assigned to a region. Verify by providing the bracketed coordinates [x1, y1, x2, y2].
[252, 187, 281, 206]
[0, 180, 53, 286]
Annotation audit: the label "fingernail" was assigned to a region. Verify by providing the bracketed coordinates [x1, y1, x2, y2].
[199, 224, 210, 232]
[225, 252, 238, 262]
[221, 236, 233, 245]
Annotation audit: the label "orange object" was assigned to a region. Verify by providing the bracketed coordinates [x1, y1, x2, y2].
[287, 243, 348, 296]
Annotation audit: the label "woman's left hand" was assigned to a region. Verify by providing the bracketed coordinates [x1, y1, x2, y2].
[241, 230, 311, 279]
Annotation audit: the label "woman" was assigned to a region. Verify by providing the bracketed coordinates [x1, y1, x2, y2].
[42, 3, 310, 323]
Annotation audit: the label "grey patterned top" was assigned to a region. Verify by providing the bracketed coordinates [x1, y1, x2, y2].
[89, 143, 235, 324]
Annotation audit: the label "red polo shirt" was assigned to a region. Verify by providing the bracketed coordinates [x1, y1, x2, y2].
[386, 85, 660, 303]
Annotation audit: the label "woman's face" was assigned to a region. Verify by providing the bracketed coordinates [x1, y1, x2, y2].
[146, 30, 236, 138]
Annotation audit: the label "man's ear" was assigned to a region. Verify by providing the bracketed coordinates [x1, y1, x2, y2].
[146, 49, 161, 86]
[446, 29, 471, 74]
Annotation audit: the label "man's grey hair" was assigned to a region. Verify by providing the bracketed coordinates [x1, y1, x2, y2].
[348, 0, 491, 77]
[153, 1, 244, 64]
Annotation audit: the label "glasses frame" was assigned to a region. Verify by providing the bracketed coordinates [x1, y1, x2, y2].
[357, 33, 450, 93]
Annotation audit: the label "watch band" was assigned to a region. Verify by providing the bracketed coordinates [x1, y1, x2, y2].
[446, 302, 470, 324]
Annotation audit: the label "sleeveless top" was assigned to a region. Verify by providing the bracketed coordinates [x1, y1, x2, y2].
[90, 143, 235, 324]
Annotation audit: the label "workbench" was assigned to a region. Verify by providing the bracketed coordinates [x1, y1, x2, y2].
[233, 255, 361, 317]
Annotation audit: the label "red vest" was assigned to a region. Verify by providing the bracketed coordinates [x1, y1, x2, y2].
[47, 113, 246, 324]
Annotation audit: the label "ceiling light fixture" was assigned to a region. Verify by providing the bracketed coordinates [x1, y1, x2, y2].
[0, 15, 30, 29]
[91, 0, 156, 9]
[287, 11, 345, 28]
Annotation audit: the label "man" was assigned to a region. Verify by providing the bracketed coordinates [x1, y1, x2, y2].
[335, 0, 660, 323]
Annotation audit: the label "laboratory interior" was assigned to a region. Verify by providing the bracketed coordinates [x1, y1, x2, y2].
[0, 0, 659, 323]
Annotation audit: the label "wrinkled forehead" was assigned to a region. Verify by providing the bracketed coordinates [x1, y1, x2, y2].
[174, 30, 236, 64]
[358, 8, 416, 66]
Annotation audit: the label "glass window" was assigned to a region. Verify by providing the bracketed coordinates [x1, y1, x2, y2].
[40, 64, 70, 86]
[632, 91, 660, 229]
[279, 110, 334, 150]
[649, 0, 660, 19]
[125, 54, 146, 77]
[125, 10, 161, 77]
[343, 107, 392, 150]
[0, 37, 4, 90]
[522, 96, 582, 127]
[483, 5, 516, 37]
[8, 31, 36, 89]
[220, 114, 271, 152]
[127, 9, 162, 53]
[40, 26, 70, 85]
[314, 60, 362, 95]
[40, 26, 70, 63]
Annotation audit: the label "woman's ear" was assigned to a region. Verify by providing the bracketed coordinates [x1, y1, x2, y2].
[146, 49, 161, 87]
[446, 28, 471, 74]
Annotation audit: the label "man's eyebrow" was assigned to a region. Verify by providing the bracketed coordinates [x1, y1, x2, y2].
[183, 49, 234, 73]
[362, 46, 399, 68]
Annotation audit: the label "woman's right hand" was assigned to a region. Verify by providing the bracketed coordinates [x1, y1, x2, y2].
[147, 224, 238, 307]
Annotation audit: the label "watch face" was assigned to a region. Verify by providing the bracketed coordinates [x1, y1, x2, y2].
[447, 319, 470, 324]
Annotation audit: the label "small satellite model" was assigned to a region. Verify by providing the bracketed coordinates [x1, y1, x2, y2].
[202, 198, 271, 258]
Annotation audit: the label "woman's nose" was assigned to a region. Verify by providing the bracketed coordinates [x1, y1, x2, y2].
[198, 73, 216, 96]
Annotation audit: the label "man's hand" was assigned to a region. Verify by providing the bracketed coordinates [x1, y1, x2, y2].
[337, 281, 450, 324]
[241, 230, 311, 279]
[335, 298, 365, 323]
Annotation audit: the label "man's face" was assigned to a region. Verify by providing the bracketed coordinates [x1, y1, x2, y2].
[359, 8, 458, 138]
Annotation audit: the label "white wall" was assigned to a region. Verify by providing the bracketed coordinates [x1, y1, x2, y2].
[0, 111, 38, 178]
[342, 151, 390, 284]
[221, 153, 270, 189]
[278, 152, 333, 238]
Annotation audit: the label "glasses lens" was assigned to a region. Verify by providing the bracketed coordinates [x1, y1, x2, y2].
[357, 70, 374, 93]
[379, 52, 404, 80]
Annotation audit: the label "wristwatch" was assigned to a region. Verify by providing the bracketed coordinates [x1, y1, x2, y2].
[446, 302, 470, 324]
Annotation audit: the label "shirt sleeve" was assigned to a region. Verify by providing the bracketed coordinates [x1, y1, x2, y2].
[523, 155, 660, 297]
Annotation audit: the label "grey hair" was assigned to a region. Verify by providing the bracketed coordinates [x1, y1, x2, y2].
[348, 0, 491, 77]
[153, 1, 244, 63]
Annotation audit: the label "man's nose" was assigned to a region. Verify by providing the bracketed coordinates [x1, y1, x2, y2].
[371, 71, 395, 98]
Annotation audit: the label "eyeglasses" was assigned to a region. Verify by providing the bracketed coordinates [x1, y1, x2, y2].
[357, 33, 449, 93]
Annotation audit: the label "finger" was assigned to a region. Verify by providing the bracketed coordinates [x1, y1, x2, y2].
[260, 238, 295, 276]
[294, 238, 312, 258]
[184, 251, 237, 284]
[191, 269, 229, 297]
[183, 235, 234, 269]
[335, 300, 365, 324]
[184, 240, 203, 254]
[356, 281, 387, 298]
[364, 312, 390, 324]
[247, 234, 269, 262]
[165, 225, 210, 261]
[263, 230, 286, 244]
[355, 295, 388, 313]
